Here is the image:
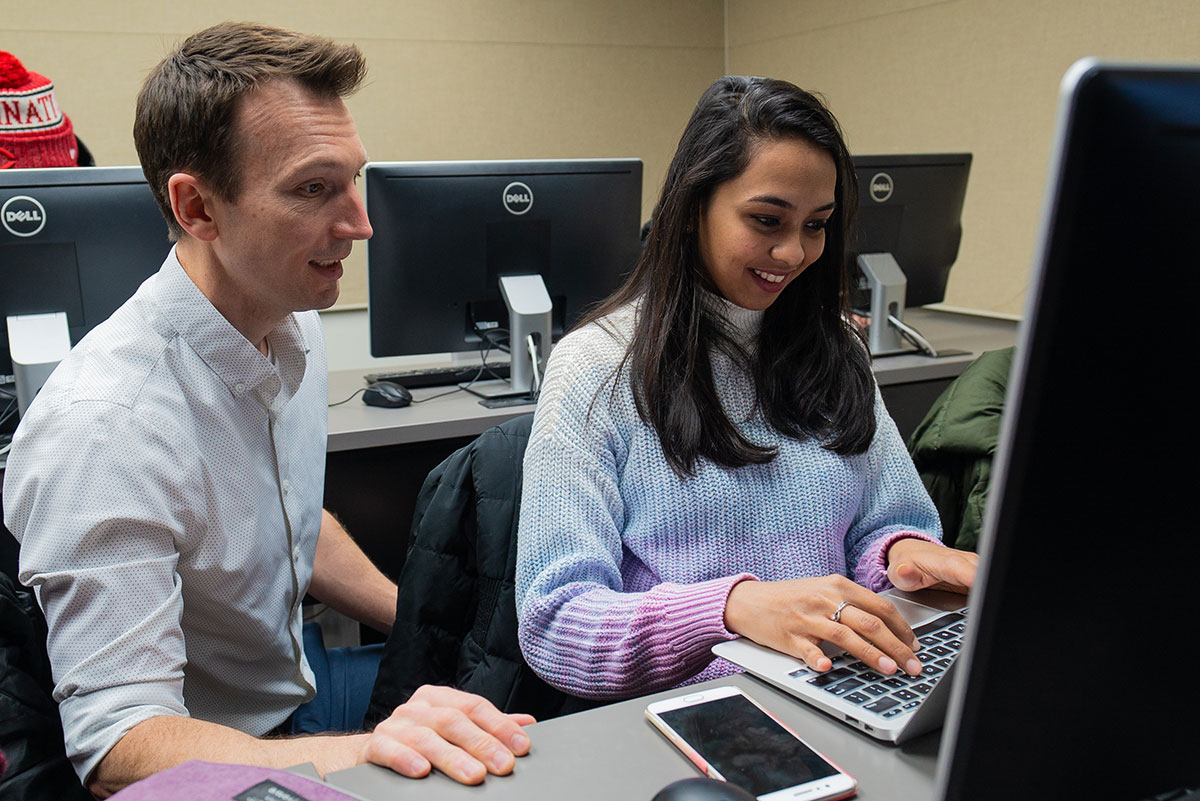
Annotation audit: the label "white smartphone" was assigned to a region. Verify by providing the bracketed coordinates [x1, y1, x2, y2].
[645, 685, 857, 801]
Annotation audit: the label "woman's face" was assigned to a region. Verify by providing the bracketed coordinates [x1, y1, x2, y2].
[697, 137, 837, 310]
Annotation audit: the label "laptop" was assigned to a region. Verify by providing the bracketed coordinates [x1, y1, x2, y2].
[712, 594, 967, 744]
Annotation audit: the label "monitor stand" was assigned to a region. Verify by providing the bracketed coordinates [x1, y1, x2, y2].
[857, 253, 938, 358]
[7, 311, 71, 416]
[464, 274, 552, 400]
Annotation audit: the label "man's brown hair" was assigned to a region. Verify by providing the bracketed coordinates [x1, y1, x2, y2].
[134, 21, 367, 240]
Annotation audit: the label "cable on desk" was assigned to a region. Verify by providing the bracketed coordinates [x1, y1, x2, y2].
[0, 398, 13, 455]
[525, 333, 543, 397]
[328, 387, 370, 407]
[1, 395, 18, 431]
[887, 314, 939, 358]
[327, 382, 473, 407]
[330, 325, 512, 408]
[408, 327, 507, 404]
[474, 325, 511, 382]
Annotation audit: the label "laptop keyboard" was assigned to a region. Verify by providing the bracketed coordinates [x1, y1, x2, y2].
[786, 610, 967, 722]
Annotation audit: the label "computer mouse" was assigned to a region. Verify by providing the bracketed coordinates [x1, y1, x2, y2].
[362, 381, 412, 408]
[650, 777, 756, 801]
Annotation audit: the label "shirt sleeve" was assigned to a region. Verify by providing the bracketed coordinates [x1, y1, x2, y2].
[514, 333, 750, 700]
[4, 398, 195, 783]
[845, 387, 945, 591]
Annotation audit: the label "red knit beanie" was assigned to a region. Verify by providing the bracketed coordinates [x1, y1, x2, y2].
[0, 50, 78, 169]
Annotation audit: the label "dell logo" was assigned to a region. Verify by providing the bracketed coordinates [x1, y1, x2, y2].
[502, 181, 533, 215]
[868, 172, 894, 203]
[2, 195, 47, 237]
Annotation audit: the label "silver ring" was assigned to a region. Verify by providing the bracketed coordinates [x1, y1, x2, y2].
[830, 601, 852, 623]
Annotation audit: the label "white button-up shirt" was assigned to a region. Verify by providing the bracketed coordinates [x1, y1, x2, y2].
[3, 247, 328, 782]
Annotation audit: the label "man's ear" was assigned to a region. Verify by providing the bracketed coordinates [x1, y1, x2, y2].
[167, 173, 219, 242]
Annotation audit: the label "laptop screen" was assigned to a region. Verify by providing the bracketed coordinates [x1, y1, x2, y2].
[934, 60, 1200, 800]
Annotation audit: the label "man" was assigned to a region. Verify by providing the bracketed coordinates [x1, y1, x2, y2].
[2, 22, 533, 797]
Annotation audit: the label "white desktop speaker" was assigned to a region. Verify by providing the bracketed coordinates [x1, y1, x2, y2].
[6, 311, 71, 416]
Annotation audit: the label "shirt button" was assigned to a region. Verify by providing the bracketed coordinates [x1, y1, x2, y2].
[292, 545, 301, 561]
[282, 479, 292, 494]
[234, 382, 246, 395]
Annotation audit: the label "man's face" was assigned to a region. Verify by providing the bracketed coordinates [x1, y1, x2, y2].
[203, 79, 372, 330]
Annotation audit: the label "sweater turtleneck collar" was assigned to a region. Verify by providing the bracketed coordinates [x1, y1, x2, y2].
[701, 290, 765, 348]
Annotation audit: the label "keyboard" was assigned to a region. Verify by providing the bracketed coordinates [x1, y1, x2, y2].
[364, 362, 510, 389]
[784, 610, 967, 722]
[713, 598, 967, 742]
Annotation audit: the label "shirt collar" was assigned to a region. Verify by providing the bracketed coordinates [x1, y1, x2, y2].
[146, 247, 310, 408]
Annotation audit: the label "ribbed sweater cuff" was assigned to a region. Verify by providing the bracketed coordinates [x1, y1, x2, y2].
[859, 531, 943, 592]
[634, 573, 758, 686]
[524, 572, 761, 698]
[664, 572, 758, 645]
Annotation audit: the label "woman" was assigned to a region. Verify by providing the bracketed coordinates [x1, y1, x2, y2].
[515, 76, 976, 699]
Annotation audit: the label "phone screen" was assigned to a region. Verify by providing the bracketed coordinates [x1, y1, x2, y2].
[657, 693, 839, 797]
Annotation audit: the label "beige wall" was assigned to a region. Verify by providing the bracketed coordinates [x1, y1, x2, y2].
[727, 0, 1200, 316]
[6, 1, 1199, 316]
[3, 1, 725, 308]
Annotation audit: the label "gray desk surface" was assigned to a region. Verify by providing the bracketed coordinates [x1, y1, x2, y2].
[324, 592, 960, 801]
[327, 308, 1019, 454]
[327, 370, 534, 453]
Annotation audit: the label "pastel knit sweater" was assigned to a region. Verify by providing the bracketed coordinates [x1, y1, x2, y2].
[515, 299, 942, 699]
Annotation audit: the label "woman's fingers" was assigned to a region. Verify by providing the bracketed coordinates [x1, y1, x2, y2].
[841, 585, 920, 649]
[726, 575, 929, 676]
[791, 637, 835, 672]
[887, 541, 978, 594]
[819, 604, 922, 676]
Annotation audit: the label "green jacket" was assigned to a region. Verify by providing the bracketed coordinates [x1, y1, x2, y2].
[906, 347, 1014, 552]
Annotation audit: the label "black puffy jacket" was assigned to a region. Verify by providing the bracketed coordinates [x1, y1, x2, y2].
[365, 414, 600, 726]
[0, 571, 90, 800]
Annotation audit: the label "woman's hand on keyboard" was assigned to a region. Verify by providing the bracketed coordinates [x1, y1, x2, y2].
[885, 538, 977, 595]
[724, 575, 925, 676]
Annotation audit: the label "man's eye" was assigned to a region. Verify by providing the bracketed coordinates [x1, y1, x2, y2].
[302, 182, 324, 195]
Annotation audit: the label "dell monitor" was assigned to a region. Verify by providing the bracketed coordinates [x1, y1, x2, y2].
[851, 153, 971, 356]
[934, 61, 1200, 800]
[364, 159, 643, 397]
[1, 166, 171, 426]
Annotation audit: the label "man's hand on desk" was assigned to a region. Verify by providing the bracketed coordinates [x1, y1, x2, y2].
[90, 688, 535, 795]
[365, 685, 536, 785]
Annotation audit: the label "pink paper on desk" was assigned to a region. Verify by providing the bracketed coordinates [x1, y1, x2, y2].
[109, 760, 364, 801]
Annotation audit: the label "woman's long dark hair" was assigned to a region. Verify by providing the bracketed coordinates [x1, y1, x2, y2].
[579, 76, 876, 476]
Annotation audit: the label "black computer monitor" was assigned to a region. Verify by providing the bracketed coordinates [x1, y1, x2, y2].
[364, 159, 643, 381]
[934, 61, 1200, 800]
[1, 166, 170, 381]
[850, 153, 971, 355]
